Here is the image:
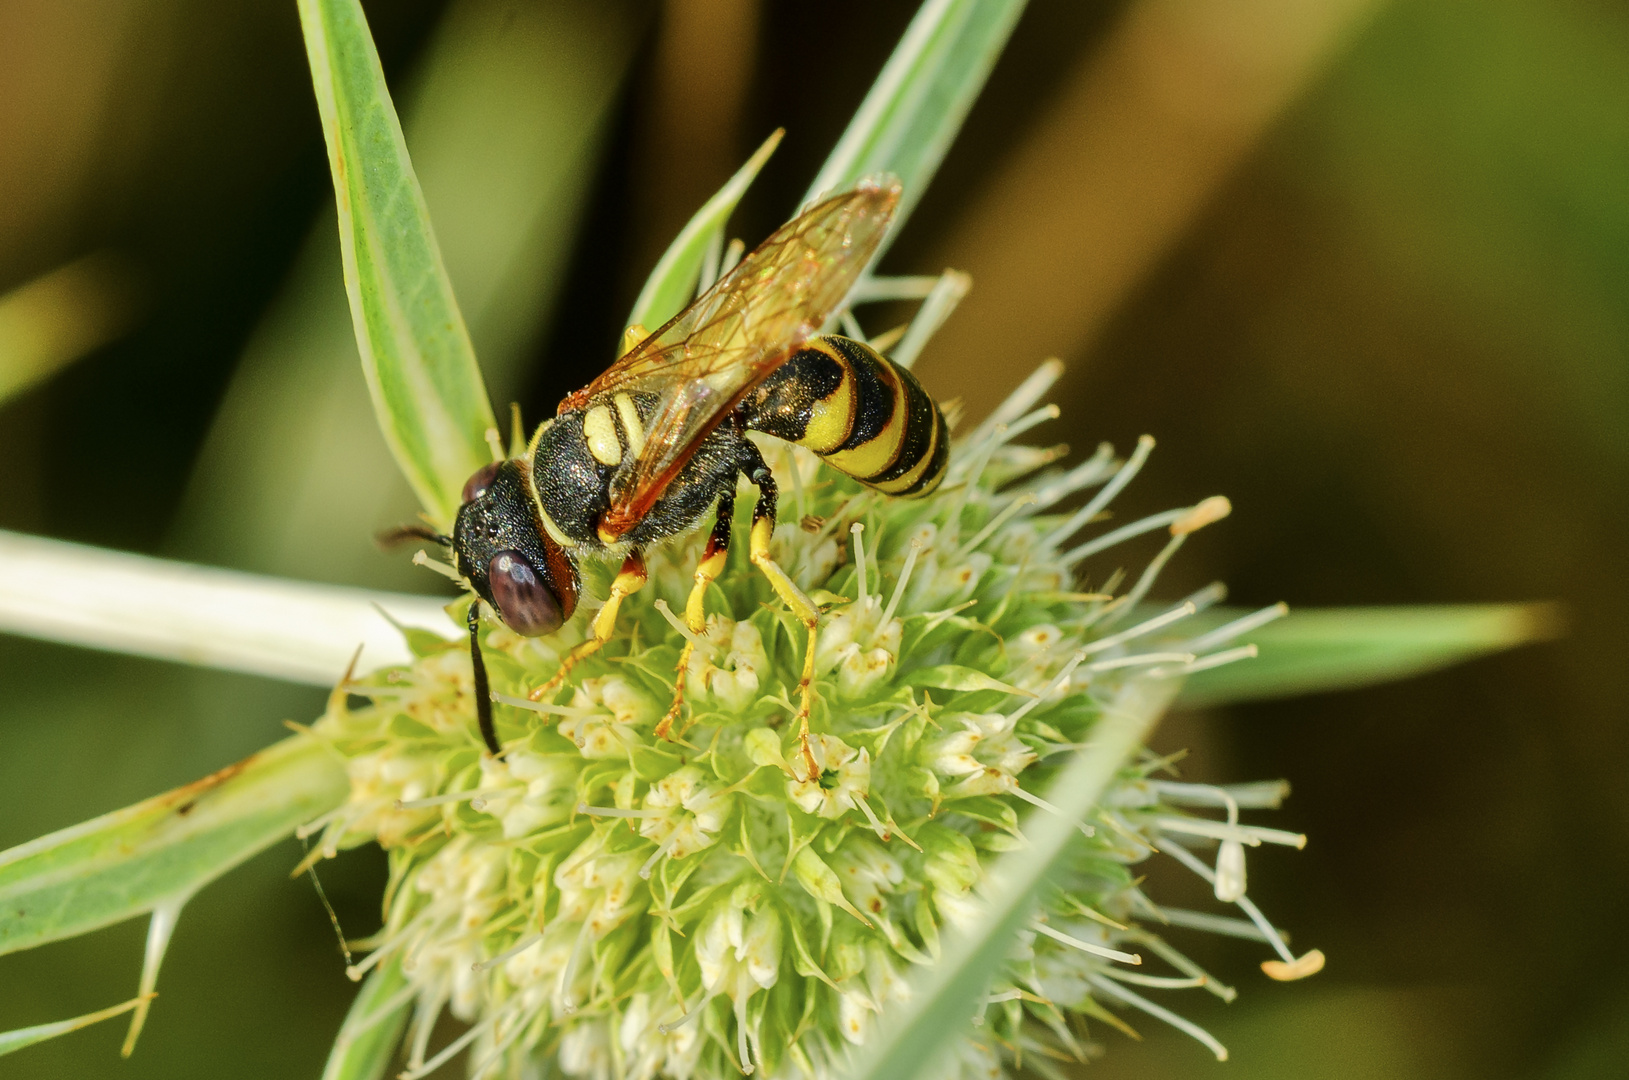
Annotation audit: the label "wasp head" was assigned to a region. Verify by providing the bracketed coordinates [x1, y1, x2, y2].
[452, 460, 578, 636]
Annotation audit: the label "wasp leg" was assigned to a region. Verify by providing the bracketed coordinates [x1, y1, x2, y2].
[655, 489, 736, 741]
[741, 453, 821, 781]
[528, 549, 647, 703]
[469, 601, 501, 756]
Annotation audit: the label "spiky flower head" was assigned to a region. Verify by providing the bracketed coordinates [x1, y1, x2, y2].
[308, 365, 1321, 1079]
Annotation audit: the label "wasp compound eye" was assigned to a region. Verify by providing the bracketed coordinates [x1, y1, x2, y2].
[487, 550, 562, 636]
[462, 461, 503, 504]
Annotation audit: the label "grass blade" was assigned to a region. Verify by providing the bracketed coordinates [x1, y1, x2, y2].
[321, 956, 412, 1080]
[803, 0, 1027, 237]
[1178, 602, 1563, 707]
[0, 529, 454, 685]
[0, 734, 348, 956]
[298, 0, 497, 529]
[627, 128, 784, 333]
[839, 677, 1178, 1080]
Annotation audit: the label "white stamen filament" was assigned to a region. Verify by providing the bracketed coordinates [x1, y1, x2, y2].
[1178, 580, 1229, 612]
[653, 598, 706, 646]
[1149, 644, 1257, 678]
[1184, 602, 1289, 653]
[395, 788, 506, 811]
[296, 804, 350, 840]
[1153, 905, 1277, 944]
[1087, 975, 1228, 1062]
[735, 992, 755, 1074]
[970, 359, 1064, 444]
[852, 274, 942, 302]
[490, 692, 593, 717]
[1042, 434, 1155, 549]
[1081, 602, 1198, 657]
[1095, 533, 1187, 630]
[879, 537, 923, 628]
[1028, 442, 1116, 511]
[1154, 816, 1306, 849]
[1007, 783, 1094, 838]
[411, 549, 464, 583]
[1085, 652, 1195, 672]
[659, 992, 711, 1034]
[1032, 921, 1141, 965]
[640, 830, 682, 880]
[472, 931, 543, 972]
[991, 403, 1061, 447]
[483, 427, 506, 463]
[557, 922, 592, 1013]
[957, 493, 1037, 558]
[1127, 932, 1238, 1002]
[465, 1005, 538, 1079]
[719, 237, 745, 278]
[840, 310, 866, 343]
[697, 228, 724, 294]
[1062, 508, 1186, 566]
[1006, 650, 1088, 724]
[1161, 839, 1299, 965]
[407, 991, 447, 1069]
[891, 269, 970, 369]
[850, 522, 869, 607]
[1098, 970, 1208, 990]
[400, 995, 525, 1080]
[1151, 779, 1290, 810]
[578, 802, 664, 820]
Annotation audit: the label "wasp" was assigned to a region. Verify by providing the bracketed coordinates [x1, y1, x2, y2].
[412, 178, 948, 763]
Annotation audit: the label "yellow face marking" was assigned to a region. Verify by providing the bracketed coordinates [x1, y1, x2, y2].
[583, 405, 622, 466]
[613, 392, 646, 458]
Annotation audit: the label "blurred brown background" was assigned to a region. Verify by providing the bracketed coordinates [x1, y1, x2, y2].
[1, 0, 1625, 1077]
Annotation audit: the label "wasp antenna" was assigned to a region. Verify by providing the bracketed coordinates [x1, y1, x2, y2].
[377, 523, 451, 548]
[468, 603, 502, 757]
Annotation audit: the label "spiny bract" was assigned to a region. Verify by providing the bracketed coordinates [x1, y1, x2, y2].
[308, 367, 1319, 1079]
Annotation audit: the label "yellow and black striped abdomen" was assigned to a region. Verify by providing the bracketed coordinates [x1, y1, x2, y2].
[741, 335, 947, 497]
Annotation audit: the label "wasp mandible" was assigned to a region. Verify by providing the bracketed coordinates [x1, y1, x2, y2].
[404, 178, 949, 766]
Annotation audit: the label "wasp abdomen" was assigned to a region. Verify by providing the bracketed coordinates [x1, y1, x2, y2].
[742, 335, 946, 497]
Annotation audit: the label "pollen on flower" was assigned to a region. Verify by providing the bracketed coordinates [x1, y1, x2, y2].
[311, 363, 1316, 1078]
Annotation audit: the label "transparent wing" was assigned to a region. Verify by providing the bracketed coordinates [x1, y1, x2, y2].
[590, 178, 901, 538]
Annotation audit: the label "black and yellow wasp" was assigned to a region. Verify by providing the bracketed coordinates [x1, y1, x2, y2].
[427, 178, 948, 763]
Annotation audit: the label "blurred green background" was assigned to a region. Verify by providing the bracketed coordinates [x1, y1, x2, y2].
[1, 0, 1624, 1077]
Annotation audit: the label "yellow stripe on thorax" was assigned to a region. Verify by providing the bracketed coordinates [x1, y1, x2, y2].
[583, 404, 622, 466]
[613, 392, 646, 457]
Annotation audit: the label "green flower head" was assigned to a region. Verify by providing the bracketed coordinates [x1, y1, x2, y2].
[308, 368, 1320, 1079]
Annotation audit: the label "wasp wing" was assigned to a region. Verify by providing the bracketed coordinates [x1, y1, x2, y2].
[591, 179, 901, 538]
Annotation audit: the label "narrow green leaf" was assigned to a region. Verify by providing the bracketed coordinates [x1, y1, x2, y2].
[0, 528, 455, 686]
[840, 678, 1178, 1080]
[298, 0, 497, 529]
[627, 128, 783, 333]
[803, 0, 1028, 236]
[0, 734, 348, 956]
[1178, 602, 1563, 707]
[321, 956, 412, 1080]
[0, 994, 153, 1058]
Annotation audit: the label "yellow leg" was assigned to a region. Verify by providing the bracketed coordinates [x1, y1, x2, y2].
[656, 493, 736, 740]
[528, 550, 646, 703]
[741, 462, 821, 781]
